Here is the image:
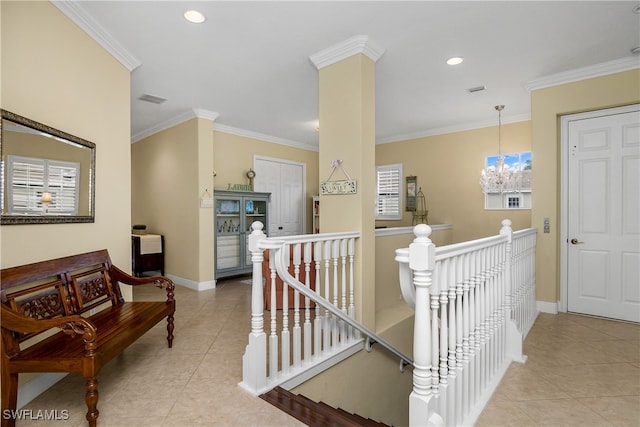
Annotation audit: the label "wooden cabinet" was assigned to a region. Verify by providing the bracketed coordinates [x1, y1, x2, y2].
[131, 234, 164, 277]
[214, 190, 270, 279]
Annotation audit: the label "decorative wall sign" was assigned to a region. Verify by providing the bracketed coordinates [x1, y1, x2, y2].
[227, 183, 252, 191]
[406, 176, 417, 211]
[320, 159, 358, 195]
[320, 180, 357, 195]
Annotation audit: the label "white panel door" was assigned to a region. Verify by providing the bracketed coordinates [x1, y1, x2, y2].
[567, 105, 640, 322]
[254, 157, 304, 237]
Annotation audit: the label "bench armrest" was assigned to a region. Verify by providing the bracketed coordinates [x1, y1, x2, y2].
[109, 265, 175, 302]
[1, 305, 97, 353]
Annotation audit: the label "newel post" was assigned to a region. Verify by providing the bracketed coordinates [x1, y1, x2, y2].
[408, 224, 439, 426]
[240, 221, 267, 394]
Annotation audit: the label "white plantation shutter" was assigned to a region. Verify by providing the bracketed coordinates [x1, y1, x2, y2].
[7, 155, 79, 215]
[376, 163, 402, 220]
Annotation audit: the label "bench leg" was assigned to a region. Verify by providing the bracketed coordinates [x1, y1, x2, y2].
[1, 371, 18, 427]
[84, 376, 99, 427]
[166, 314, 174, 348]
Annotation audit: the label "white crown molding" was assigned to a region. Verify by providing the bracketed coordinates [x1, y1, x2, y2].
[377, 113, 532, 145]
[214, 124, 318, 152]
[131, 109, 219, 143]
[309, 35, 385, 70]
[525, 56, 640, 91]
[52, 1, 142, 71]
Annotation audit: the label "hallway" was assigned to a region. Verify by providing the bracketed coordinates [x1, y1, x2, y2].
[15, 278, 640, 426]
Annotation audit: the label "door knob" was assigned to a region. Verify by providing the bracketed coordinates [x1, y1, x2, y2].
[570, 238, 584, 244]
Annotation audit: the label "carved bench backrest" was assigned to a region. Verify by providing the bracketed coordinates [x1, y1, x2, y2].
[1, 249, 123, 343]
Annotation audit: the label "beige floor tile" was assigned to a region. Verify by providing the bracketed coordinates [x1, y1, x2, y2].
[475, 397, 538, 426]
[514, 398, 613, 426]
[577, 395, 640, 427]
[539, 363, 640, 398]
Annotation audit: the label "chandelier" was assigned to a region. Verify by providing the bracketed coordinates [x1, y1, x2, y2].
[479, 105, 527, 194]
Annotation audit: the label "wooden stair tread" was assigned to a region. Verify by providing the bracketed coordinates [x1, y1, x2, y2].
[260, 387, 389, 427]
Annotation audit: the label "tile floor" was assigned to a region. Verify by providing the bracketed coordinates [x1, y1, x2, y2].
[15, 277, 640, 426]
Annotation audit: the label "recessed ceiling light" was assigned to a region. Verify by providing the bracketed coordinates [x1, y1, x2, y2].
[633, 4, 640, 14]
[184, 10, 206, 24]
[632, 46, 640, 55]
[446, 57, 464, 66]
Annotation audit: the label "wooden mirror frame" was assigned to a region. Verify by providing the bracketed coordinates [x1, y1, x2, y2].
[0, 109, 96, 225]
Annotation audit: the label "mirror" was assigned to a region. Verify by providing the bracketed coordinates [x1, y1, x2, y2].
[1, 109, 95, 224]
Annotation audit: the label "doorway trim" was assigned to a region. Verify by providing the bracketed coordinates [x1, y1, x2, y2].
[559, 103, 640, 313]
[253, 155, 307, 234]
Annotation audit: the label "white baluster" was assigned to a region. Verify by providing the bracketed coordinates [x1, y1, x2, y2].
[440, 290, 449, 384]
[303, 242, 312, 361]
[314, 241, 322, 357]
[268, 249, 279, 378]
[292, 243, 301, 368]
[323, 240, 331, 352]
[281, 244, 290, 374]
[340, 238, 348, 341]
[431, 290, 440, 393]
[438, 260, 448, 385]
[332, 239, 340, 345]
[348, 238, 356, 339]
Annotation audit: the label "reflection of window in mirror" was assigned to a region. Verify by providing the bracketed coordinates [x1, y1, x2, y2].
[7, 155, 79, 215]
[482, 151, 532, 210]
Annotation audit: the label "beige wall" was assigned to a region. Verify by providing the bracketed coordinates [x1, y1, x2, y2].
[131, 118, 214, 284]
[213, 130, 319, 233]
[376, 121, 532, 242]
[0, 1, 131, 273]
[531, 69, 640, 303]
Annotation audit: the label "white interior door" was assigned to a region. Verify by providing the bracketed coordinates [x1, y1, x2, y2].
[566, 105, 640, 322]
[254, 157, 304, 237]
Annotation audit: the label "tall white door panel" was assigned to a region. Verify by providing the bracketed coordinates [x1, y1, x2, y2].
[254, 157, 304, 237]
[566, 105, 639, 322]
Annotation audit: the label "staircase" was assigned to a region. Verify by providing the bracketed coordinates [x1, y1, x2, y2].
[260, 387, 389, 427]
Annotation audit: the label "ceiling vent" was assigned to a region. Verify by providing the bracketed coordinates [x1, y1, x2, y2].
[467, 85, 487, 93]
[139, 93, 168, 104]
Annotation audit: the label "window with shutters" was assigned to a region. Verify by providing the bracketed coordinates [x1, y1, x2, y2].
[376, 163, 403, 220]
[7, 155, 79, 215]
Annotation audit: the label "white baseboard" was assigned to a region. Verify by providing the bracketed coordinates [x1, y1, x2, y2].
[17, 373, 67, 409]
[166, 274, 216, 291]
[536, 300, 559, 314]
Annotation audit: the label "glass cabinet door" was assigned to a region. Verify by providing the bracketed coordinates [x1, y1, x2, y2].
[215, 197, 241, 270]
[244, 198, 267, 231]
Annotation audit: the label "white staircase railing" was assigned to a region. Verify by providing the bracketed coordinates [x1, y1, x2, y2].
[239, 222, 412, 396]
[396, 219, 538, 426]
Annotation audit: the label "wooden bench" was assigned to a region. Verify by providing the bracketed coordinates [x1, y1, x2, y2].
[0, 249, 175, 427]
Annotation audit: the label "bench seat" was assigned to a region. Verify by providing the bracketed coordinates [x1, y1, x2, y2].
[1, 249, 175, 427]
